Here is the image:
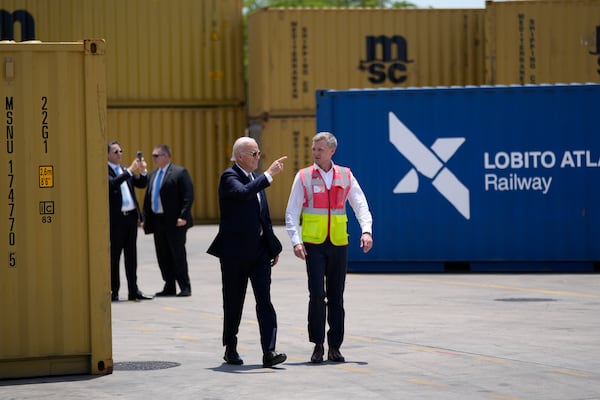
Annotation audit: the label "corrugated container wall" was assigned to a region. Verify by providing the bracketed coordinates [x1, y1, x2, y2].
[247, 8, 486, 118]
[0, 40, 112, 378]
[254, 116, 316, 222]
[316, 84, 600, 273]
[107, 107, 247, 222]
[485, 0, 600, 84]
[0, 0, 244, 106]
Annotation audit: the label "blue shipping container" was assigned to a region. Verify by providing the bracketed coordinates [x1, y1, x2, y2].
[315, 84, 600, 272]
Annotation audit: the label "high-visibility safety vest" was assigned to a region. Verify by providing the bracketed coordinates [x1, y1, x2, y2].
[300, 165, 352, 246]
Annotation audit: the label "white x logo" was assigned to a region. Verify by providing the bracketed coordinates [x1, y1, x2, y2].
[389, 112, 471, 220]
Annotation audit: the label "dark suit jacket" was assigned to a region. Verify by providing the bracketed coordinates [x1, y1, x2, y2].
[142, 163, 194, 234]
[108, 165, 147, 221]
[207, 164, 282, 259]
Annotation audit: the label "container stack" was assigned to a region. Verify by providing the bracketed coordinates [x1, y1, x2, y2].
[485, 0, 600, 85]
[247, 1, 600, 221]
[0, 0, 246, 221]
[247, 7, 487, 221]
[1, 0, 598, 259]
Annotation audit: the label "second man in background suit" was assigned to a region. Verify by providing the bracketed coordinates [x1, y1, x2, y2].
[142, 144, 195, 297]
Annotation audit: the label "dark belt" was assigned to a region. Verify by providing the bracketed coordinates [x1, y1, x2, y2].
[121, 210, 137, 216]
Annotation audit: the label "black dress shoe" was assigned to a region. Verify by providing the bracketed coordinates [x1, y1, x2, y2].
[155, 289, 177, 297]
[111, 293, 119, 302]
[176, 288, 191, 297]
[327, 347, 345, 362]
[128, 291, 154, 301]
[263, 350, 287, 368]
[223, 347, 243, 365]
[310, 344, 324, 363]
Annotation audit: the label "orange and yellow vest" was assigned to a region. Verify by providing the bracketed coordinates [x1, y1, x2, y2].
[300, 165, 352, 246]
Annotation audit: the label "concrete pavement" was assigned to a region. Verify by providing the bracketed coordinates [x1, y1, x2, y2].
[1, 225, 600, 399]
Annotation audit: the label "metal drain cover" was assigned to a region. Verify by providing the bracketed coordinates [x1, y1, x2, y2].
[495, 298, 557, 302]
[113, 361, 181, 371]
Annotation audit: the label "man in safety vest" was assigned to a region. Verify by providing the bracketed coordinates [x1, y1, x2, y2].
[285, 132, 373, 363]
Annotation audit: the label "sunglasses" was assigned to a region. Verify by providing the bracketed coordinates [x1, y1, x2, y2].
[112, 149, 123, 154]
[247, 151, 261, 158]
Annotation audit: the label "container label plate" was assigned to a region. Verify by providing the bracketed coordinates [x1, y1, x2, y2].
[39, 165, 54, 188]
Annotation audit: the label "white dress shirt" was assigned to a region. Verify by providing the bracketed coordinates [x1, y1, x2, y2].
[236, 163, 273, 184]
[109, 162, 136, 212]
[285, 162, 373, 247]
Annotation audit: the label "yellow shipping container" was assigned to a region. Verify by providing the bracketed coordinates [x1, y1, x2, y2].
[485, 0, 600, 84]
[248, 7, 485, 118]
[107, 106, 247, 222]
[253, 116, 317, 223]
[0, 0, 244, 106]
[0, 40, 112, 378]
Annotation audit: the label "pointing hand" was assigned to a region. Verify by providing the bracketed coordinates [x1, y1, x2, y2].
[267, 156, 288, 177]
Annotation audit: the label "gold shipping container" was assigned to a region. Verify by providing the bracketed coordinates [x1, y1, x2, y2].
[0, 40, 112, 378]
[0, 0, 244, 106]
[248, 8, 486, 118]
[485, 0, 600, 84]
[253, 116, 317, 223]
[107, 106, 247, 222]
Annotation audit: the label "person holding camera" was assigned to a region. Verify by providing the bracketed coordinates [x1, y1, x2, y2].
[107, 140, 153, 302]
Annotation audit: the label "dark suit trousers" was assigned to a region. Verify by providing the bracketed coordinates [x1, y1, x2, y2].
[152, 216, 191, 292]
[110, 212, 139, 295]
[305, 240, 348, 348]
[220, 240, 277, 353]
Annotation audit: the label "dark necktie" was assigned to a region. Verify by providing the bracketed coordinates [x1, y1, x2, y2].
[250, 173, 261, 204]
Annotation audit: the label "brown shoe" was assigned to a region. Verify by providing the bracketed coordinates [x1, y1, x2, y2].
[327, 347, 345, 362]
[310, 344, 324, 363]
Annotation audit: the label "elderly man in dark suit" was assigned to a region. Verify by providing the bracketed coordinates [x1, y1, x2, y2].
[107, 140, 153, 302]
[208, 137, 288, 368]
[142, 144, 194, 297]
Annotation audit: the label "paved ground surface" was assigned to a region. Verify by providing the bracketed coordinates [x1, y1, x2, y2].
[1, 225, 600, 399]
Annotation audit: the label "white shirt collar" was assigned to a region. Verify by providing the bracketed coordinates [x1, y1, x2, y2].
[235, 163, 253, 177]
[159, 163, 171, 173]
[314, 161, 336, 188]
[314, 161, 335, 176]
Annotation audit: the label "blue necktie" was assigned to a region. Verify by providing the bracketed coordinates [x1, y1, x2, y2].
[152, 169, 163, 213]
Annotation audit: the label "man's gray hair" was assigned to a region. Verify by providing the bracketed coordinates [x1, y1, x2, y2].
[313, 132, 337, 148]
[231, 136, 257, 161]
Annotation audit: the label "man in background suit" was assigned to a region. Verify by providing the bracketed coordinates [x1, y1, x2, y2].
[107, 140, 153, 302]
[207, 137, 288, 368]
[142, 144, 195, 297]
